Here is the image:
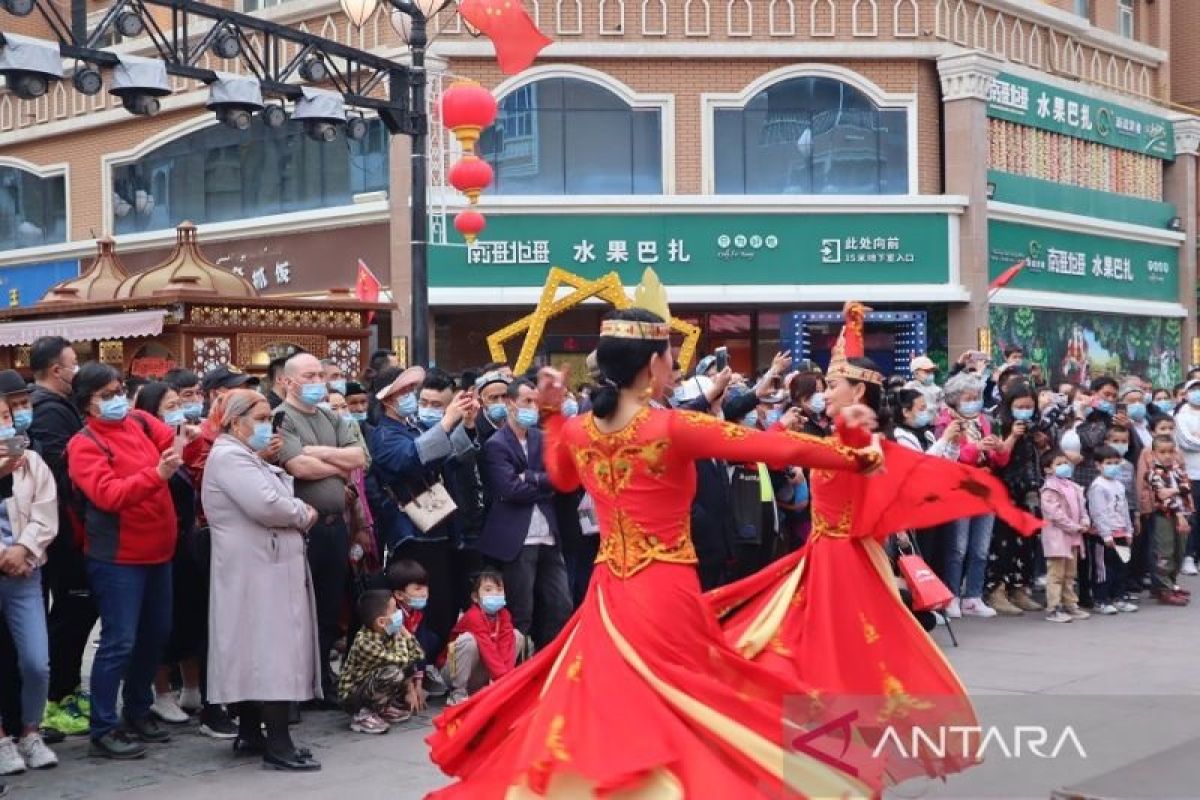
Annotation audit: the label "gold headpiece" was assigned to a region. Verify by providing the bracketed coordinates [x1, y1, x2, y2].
[598, 268, 672, 341]
[826, 301, 883, 386]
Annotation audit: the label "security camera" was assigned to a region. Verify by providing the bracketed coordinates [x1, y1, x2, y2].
[109, 54, 171, 118]
[0, 34, 63, 101]
[206, 72, 263, 131]
[293, 87, 346, 143]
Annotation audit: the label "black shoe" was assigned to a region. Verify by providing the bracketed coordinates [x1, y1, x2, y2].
[123, 715, 171, 743]
[199, 706, 238, 740]
[263, 748, 321, 772]
[300, 698, 340, 712]
[232, 736, 266, 757]
[39, 727, 66, 745]
[89, 730, 147, 760]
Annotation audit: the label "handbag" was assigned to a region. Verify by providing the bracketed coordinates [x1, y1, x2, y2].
[898, 553, 954, 611]
[401, 480, 458, 533]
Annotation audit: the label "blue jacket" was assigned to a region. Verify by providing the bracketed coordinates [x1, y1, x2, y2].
[367, 415, 480, 549]
[479, 424, 558, 563]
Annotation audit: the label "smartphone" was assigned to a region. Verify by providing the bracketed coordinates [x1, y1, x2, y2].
[271, 413, 285, 435]
[714, 346, 728, 372]
[0, 438, 25, 458]
[172, 423, 186, 457]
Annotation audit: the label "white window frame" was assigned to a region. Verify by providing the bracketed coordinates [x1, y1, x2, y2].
[1118, 0, 1134, 39]
[700, 63, 919, 196]
[0, 156, 71, 253]
[484, 65, 675, 197]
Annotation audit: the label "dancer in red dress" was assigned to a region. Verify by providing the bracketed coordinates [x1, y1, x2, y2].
[427, 275, 889, 799]
[707, 303, 1041, 787]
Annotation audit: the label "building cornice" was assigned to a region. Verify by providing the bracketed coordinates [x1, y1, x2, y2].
[937, 50, 1004, 102]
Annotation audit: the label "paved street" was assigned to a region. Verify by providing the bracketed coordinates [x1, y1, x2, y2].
[9, 574, 1200, 800]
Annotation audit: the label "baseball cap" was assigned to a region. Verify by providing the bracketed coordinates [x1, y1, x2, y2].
[201, 365, 252, 393]
[343, 381, 367, 398]
[910, 356, 937, 372]
[675, 376, 713, 404]
[0, 369, 28, 396]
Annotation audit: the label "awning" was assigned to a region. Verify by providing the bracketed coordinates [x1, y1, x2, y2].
[0, 309, 167, 347]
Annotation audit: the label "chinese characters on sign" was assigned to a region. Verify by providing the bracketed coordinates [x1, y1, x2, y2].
[216, 254, 293, 291]
[820, 236, 915, 265]
[468, 238, 696, 266]
[1033, 248, 1138, 284]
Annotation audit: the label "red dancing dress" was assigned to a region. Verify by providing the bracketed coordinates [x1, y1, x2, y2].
[706, 420, 1041, 786]
[427, 407, 888, 799]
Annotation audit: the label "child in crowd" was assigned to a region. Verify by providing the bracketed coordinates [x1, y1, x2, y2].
[442, 571, 525, 706]
[1040, 450, 1091, 623]
[1087, 445, 1138, 615]
[1146, 435, 1193, 606]
[338, 590, 424, 735]
[1134, 416, 1180, 593]
[385, 560, 442, 701]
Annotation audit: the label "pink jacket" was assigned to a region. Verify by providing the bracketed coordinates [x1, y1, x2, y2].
[934, 409, 1011, 470]
[1040, 475, 1090, 558]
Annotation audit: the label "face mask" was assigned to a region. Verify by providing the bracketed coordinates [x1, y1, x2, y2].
[480, 595, 506, 615]
[0, 427, 16, 441]
[98, 395, 129, 422]
[958, 400, 983, 417]
[329, 379, 347, 397]
[1054, 463, 1074, 479]
[562, 399, 579, 418]
[765, 409, 784, 427]
[486, 403, 508, 423]
[515, 407, 540, 430]
[182, 402, 204, 420]
[808, 394, 827, 414]
[1125, 402, 1147, 421]
[350, 411, 368, 423]
[1188, 390, 1200, 407]
[300, 382, 327, 406]
[163, 409, 187, 427]
[743, 413, 759, 428]
[1102, 463, 1123, 480]
[1095, 399, 1115, 416]
[1156, 400, 1175, 414]
[247, 421, 273, 451]
[405, 595, 427, 611]
[913, 410, 934, 428]
[395, 393, 418, 418]
[1109, 443, 1129, 457]
[317, 401, 332, 411]
[1011, 408, 1034, 422]
[417, 407, 444, 429]
[921, 372, 935, 386]
[12, 409, 32, 433]
[385, 609, 405, 636]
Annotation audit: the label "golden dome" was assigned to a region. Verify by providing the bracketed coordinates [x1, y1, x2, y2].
[115, 221, 257, 299]
[39, 236, 129, 305]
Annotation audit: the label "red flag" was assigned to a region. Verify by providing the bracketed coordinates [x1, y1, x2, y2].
[356, 259, 382, 323]
[988, 259, 1027, 291]
[459, 0, 552, 75]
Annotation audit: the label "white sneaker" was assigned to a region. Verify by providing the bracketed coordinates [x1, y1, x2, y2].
[961, 597, 998, 618]
[1183, 556, 1198, 576]
[1098, 603, 1119, 615]
[932, 611, 947, 626]
[0, 739, 24, 775]
[16, 732, 56, 770]
[151, 692, 189, 724]
[1117, 601, 1140, 613]
[945, 598, 962, 619]
[178, 686, 203, 713]
[1035, 574, 1048, 588]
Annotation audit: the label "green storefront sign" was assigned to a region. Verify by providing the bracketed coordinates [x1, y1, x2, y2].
[431, 212, 951, 288]
[987, 72, 1175, 159]
[988, 220, 1178, 302]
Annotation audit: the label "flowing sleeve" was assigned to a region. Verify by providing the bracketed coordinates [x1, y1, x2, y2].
[543, 412, 581, 492]
[669, 411, 877, 473]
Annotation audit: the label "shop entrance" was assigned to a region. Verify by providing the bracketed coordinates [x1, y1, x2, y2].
[780, 310, 928, 379]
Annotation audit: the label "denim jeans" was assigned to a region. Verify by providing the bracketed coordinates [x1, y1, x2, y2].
[86, 559, 172, 739]
[943, 514, 996, 600]
[0, 568, 49, 729]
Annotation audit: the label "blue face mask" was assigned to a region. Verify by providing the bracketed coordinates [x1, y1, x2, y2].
[98, 395, 129, 422]
[1054, 463, 1074, 479]
[562, 399, 579, 418]
[486, 403, 508, 423]
[480, 595, 506, 615]
[1126, 402, 1147, 421]
[350, 411, 368, 423]
[417, 407, 444, 429]
[0, 426, 16, 441]
[163, 409, 187, 427]
[913, 409, 934, 428]
[1102, 463, 1123, 480]
[1156, 400, 1176, 414]
[921, 372, 936, 386]
[182, 402, 204, 421]
[1187, 390, 1200, 407]
[328, 379, 347, 397]
[743, 413, 759, 428]
[765, 409, 784, 427]
[385, 609, 405, 636]
[12, 408, 32, 433]
[808, 394, 827, 414]
[300, 382, 327, 406]
[395, 393, 418, 418]
[958, 400, 983, 417]
[1096, 399, 1116, 416]
[247, 421, 273, 451]
[405, 595, 427, 611]
[1011, 408, 1034, 422]
[1110, 442, 1129, 457]
[515, 407, 540, 430]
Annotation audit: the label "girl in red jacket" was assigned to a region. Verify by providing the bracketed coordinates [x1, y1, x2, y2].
[442, 570, 525, 706]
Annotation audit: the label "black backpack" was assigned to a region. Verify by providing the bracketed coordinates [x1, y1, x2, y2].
[64, 414, 152, 543]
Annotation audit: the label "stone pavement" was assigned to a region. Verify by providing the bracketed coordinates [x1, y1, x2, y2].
[8, 572, 1200, 800]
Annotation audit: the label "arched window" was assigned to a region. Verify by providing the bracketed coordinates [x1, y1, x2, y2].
[713, 75, 909, 195]
[111, 117, 388, 234]
[0, 165, 66, 251]
[480, 77, 663, 195]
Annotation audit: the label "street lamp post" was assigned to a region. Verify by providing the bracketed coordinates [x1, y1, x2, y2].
[406, 8, 430, 367]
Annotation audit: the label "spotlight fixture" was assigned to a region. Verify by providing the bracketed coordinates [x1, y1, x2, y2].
[109, 54, 171, 118]
[206, 72, 264, 131]
[0, 33, 63, 100]
[260, 104, 288, 129]
[346, 115, 369, 141]
[0, 0, 35, 17]
[213, 29, 241, 59]
[298, 56, 328, 83]
[293, 87, 347, 143]
[72, 65, 103, 96]
[114, 10, 145, 38]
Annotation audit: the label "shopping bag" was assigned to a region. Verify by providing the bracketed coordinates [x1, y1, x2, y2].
[898, 554, 954, 612]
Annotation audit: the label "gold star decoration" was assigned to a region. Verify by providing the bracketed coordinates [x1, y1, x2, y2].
[486, 266, 701, 375]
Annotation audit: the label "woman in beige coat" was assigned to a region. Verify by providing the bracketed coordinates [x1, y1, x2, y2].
[202, 390, 321, 772]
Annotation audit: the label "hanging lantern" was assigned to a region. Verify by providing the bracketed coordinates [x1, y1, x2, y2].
[440, 79, 497, 153]
[455, 210, 486, 244]
[449, 155, 494, 205]
[339, 0, 380, 28]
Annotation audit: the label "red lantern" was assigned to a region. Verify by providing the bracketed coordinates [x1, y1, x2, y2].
[455, 210, 487, 244]
[440, 79, 497, 153]
[449, 155, 494, 205]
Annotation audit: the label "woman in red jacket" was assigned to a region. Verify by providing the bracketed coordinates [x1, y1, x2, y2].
[66, 363, 181, 761]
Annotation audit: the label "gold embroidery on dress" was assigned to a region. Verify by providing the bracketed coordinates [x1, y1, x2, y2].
[878, 670, 935, 722]
[545, 715, 570, 762]
[446, 719, 461, 738]
[595, 509, 698, 578]
[675, 410, 751, 439]
[810, 506, 853, 541]
[566, 655, 583, 682]
[860, 612, 880, 645]
[768, 632, 793, 657]
[573, 439, 671, 496]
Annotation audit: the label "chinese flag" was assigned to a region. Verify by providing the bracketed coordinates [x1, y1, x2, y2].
[459, 0, 552, 75]
[356, 259, 382, 323]
[988, 259, 1027, 291]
